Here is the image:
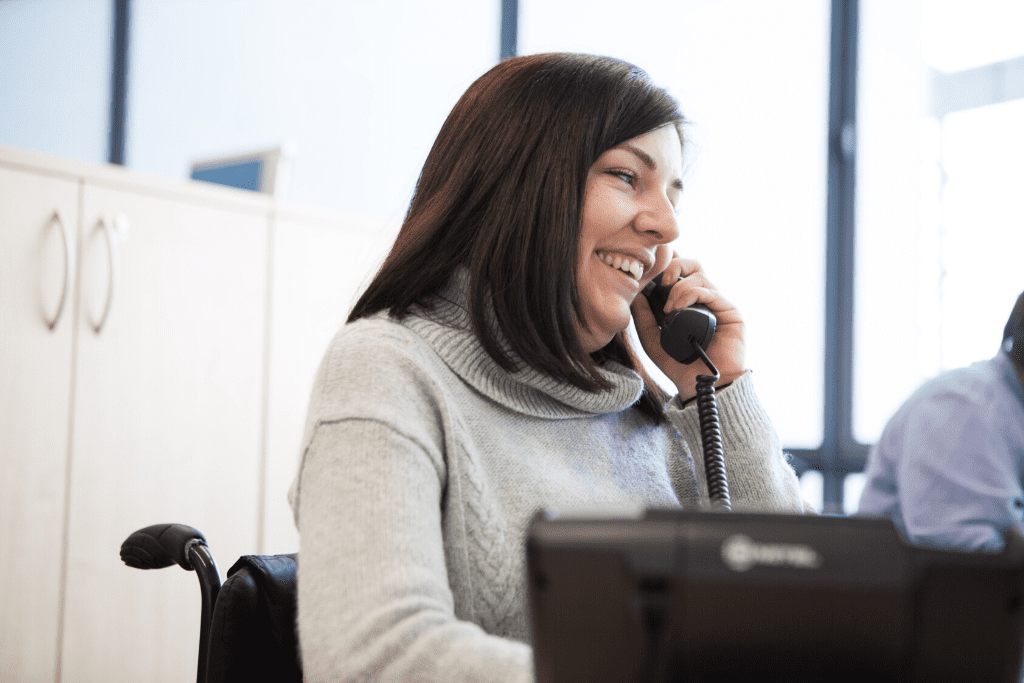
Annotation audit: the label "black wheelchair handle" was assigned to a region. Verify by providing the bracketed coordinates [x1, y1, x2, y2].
[120, 523, 208, 571]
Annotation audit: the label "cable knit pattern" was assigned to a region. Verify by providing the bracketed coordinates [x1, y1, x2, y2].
[288, 274, 808, 683]
[401, 272, 644, 417]
[455, 441, 523, 636]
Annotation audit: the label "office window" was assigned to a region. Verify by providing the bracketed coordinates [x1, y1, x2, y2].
[854, 0, 1024, 444]
[127, 0, 499, 221]
[0, 0, 112, 164]
[521, 0, 831, 448]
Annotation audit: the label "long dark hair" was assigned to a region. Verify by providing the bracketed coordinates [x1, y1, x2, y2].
[1005, 290, 1024, 368]
[349, 53, 685, 421]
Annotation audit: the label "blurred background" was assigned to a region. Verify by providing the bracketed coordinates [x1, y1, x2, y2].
[2, 0, 1023, 516]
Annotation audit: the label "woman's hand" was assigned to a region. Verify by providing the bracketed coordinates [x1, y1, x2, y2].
[631, 252, 746, 401]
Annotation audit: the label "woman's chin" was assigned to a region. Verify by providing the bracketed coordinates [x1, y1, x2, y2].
[580, 316, 631, 353]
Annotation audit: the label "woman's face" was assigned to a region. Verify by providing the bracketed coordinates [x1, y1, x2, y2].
[576, 124, 683, 353]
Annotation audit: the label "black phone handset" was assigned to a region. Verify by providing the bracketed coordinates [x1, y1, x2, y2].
[641, 273, 732, 511]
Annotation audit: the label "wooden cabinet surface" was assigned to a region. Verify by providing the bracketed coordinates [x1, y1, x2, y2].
[59, 181, 269, 683]
[0, 165, 79, 683]
[1, 146, 394, 682]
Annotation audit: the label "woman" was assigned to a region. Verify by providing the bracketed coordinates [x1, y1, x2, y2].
[289, 53, 808, 682]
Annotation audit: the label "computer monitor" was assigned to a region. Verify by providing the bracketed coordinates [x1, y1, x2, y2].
[527, 508, 1024, 682]
[190, 147, 289, 197]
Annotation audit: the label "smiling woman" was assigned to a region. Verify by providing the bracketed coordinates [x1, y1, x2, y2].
[289, 53, 810, 683]
[348, 53, 690, 417]
[576, 125, 682, 353]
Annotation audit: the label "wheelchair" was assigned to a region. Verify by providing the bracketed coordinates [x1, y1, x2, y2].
[120, 523, 303, 683]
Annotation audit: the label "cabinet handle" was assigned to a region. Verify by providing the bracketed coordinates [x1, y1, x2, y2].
[43, 211, 71, 331]
[89, 217, 116, 334]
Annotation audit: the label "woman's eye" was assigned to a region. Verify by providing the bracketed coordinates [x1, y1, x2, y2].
[610, 170, 636, 186]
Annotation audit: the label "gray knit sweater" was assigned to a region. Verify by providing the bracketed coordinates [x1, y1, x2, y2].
[288, 277, 808, 682]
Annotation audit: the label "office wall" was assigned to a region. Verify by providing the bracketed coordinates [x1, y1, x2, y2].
[126, 0, 500, 224]
[0, 0, 500, 225]
[0, 0, 112, 165]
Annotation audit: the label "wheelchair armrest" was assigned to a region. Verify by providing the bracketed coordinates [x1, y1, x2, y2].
[121, 523, 223, 683]
[121, 523, 209, 570]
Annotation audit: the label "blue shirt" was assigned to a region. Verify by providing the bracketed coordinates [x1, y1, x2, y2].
[858, 349, 1024, 551]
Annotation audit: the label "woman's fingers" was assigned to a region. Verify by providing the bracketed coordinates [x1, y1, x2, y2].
[654, 257, 740, 323]
[635, 253, 747, 397]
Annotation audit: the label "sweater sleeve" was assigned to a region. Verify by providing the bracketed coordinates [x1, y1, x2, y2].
[666, 371, 812, 514]
[289, 324, 533, 682]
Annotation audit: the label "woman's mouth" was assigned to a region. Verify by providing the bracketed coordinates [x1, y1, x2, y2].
[596, 251, 644, 280]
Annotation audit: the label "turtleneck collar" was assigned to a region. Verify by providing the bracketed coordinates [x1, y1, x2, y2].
[391, 269, 644, 418]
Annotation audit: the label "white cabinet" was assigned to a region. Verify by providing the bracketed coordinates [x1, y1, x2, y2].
[59, 181, 269, 683]
[0, 146, 394, 682]
[0, 165, 79, 683]
[261, 206, 393, 554]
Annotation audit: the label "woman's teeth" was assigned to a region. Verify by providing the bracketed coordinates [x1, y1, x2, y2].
[598, 251, 644, 280]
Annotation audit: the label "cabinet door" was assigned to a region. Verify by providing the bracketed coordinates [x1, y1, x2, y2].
[0, 166, 79, 683]
[60, 183, 269, 683]
[262, 211, 394, 553]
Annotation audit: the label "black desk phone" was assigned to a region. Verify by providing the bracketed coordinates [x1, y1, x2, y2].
[641, 273, 730, 510]
[640, 273, 716, 366]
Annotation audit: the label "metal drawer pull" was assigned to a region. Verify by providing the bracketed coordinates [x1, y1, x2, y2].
[89, 217, 116, 334]
[42, 211, 71, 330]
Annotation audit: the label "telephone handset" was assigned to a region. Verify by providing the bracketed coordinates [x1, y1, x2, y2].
[640, 274, 716, 365]
[640, 273, 732, 511]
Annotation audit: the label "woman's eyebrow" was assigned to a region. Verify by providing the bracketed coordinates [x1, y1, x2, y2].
[621, 144, 684, 190]
[622, 144, 656, 170]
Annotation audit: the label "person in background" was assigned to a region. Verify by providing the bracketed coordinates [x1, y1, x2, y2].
[859, 291, 1024, 551]
[288, 53, 809, 683]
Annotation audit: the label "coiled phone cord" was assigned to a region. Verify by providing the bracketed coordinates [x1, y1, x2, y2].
[691, 341, 732, 512]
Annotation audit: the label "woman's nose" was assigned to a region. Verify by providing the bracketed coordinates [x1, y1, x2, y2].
[636, 195, 680, 244]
